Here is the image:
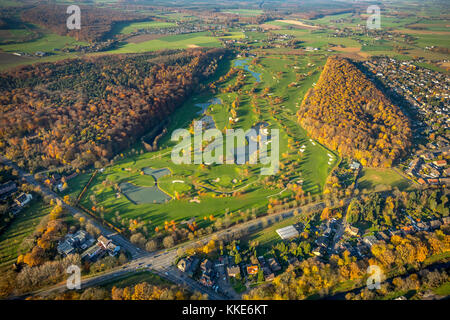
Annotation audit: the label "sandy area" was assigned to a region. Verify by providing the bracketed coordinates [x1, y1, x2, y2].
[275, 20, 320, 29]
[187, 44, 200, 48]
[260, 24, 282, 30]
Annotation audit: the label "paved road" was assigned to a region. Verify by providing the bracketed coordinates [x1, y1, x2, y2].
[0, 156, 144, 259]
[1, 156, 352, 300]
[29, 197, 350, 299]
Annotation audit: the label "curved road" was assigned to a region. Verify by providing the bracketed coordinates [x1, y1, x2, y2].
[1, 156, 350, 300]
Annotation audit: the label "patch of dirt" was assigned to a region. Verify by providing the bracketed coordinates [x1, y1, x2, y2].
[126, 34, 164, 43]
[438, 62, 450, 71]
[259, 24, 282, 30]
[275, 20, 320, 29]
[330, 46, 370, 60]
[330, 45, 361, 53]
[187, 44, 200, 48]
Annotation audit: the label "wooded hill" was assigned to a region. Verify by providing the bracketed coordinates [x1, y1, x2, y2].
[21, 4, 146, 42]
[297, 56, 411, 168]
[0, 48, 226, 171]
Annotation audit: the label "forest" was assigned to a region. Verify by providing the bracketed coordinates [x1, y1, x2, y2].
[297, 56, 412, 168]
[21, 4, 145, 42]
[0, 48, 227, 171]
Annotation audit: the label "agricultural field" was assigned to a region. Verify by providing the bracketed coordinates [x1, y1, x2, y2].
[0, 22, 87, 70]
[222, 9, 263, 17]
[113, 20, 177, 35]
[107, 31, 222, 53]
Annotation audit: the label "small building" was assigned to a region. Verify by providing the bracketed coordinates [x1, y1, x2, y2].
[276, 225, 299, 240]
[57, 241, 76, 256]
[345, 225, 359, 236]
[246, 265, 259, 275]
[0, 181, 17, 199]
[177, 258, 192, 273]
[268, 258, 281, 272]
[14, 193, 32, 207]
[350, 161, 361, 170]
[362, 235, 378, 247]
[433, 160, 447, 167]
[227, 265, 241, 278]
[429, 220, 442, 230]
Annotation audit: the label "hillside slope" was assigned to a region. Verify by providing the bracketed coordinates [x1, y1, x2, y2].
[297, 56, 411, 167]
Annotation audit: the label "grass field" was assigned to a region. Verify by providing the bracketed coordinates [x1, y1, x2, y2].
[114, 21, 177, 35]
[108, 32, 222, 53]
[246, 215, 300, 250]
[358, 168, 412, 192]
[0, 200, 50, 271]
[223, 9, 263, 17]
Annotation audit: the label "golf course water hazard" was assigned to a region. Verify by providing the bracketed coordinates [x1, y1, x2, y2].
[119, 167, 172, 204]
[233, 58, 262, 82]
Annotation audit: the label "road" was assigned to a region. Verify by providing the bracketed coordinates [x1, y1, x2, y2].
[1, 156, 351, 300]
[28, 197, 349, 299]
[1, 156, 145, 259]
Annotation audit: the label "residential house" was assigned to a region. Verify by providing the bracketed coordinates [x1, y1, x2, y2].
[227, 265, 241, 278]
[0, 181, 17, 199]
[246, 265, 259, 275]
[268, 258, 281, 272]
[362, 235, 378, 247]
[429, 220, 442, 230]
[345, 225, 359, 236]
[14, 193, 32, 207]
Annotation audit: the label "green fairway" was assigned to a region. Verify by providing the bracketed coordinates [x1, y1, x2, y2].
[79, 53, 337, 238]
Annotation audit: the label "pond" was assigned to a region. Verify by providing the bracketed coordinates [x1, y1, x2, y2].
[233, 58, 262, 82]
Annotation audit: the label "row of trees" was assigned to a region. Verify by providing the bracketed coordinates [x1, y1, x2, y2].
[297, 56, 412, 168]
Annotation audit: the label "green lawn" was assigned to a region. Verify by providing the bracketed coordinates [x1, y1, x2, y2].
[246, 215, 300, 249]
[358, 168, 411, 192]
[0, 200, 50, 271]
[434, 282, 450, 296]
